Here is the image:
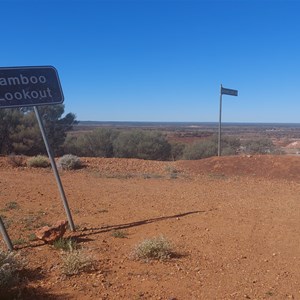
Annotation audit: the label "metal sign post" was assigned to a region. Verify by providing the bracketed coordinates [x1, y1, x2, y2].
[218, 84, 238, 156]
[218, 85, 223, 157]
[34, 106, 75, 231]
[0, 216, 13, 251]
[0, 66, 76, 250]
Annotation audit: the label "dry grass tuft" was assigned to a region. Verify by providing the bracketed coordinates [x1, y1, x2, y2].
[53, 238, 78, 252]
[132, 236, 173, 261]
[27, 155, 50, 168]
[58, 154, 82, 170]
[0, 248, 22, 288]
[61, 250, 94, 275]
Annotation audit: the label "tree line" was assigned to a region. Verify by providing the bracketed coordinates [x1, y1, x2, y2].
[64, 128, 278, 160]
[0, 105, 76, 156]
[0, 106, 278, 160]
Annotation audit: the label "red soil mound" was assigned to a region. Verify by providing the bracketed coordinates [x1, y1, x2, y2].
[177, 155, 300, 181]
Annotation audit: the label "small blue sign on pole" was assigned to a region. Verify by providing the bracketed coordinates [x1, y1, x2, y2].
[0, 66, 64, 108]
[218, 84, 238, 156]
[221, 87, 238, 96]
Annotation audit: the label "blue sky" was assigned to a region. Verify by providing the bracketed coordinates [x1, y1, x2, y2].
[1, 0, 300, 123]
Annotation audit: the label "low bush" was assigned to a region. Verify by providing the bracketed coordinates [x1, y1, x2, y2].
[111, 230, 128, 238]
[82, 128, 118, 157]
[63, 128, 118, 157]
[170, 142, 186, 161]
[242, 138, 276, 154]
[62, 135, 84, 157]
[58, 154, 82, 170]
[183, 135, 240, 159]
[7, 154, 26, 167]
[27, 155, 50, 168]
[132, 236, 173, 261]
[114, 130, 171, 160]
[0, 248, 21, 288]
[61, 250, 94, 275]
[64, 128, 173, 160]
[53, 238, 78, 251]
[183, 139, 217, 160]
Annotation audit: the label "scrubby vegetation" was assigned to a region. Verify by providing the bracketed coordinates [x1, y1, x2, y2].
[22, 133, 283, 162]
[0, 248, 21, 289]
[7, 154, 26, 167]
[241, 138, 276, 154]
[27, 155, 50, 168]
[61, 250, 94, 275]
[111, 230, 128, 238]
[64, 129, 172, 161]
[169, 142, 185, 161]
[55, 235, 93, 277]
[58, 154, 82, 170]
[114, 130, 171, 160]
[64, 128, 117, 157]
[63, 130, 245, 161]
[132, 236, 173, 261]
[0, 105, 77, 156]
[183, 135, 240, 159]
[53, 237, 78, 251]
[0, 112, 284, 161]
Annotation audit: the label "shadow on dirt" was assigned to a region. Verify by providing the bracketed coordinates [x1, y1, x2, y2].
[0, 288, 71, 300]
[74, 210, 205, 240]
[19, 210, 206, 249]
[0, 267, 70, 300]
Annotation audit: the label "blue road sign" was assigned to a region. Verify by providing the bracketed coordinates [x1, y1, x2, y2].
[0, 66, 64, 108]
[221, 87, 238, 96]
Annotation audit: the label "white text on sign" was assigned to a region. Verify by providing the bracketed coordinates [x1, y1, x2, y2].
[0, 74, 53, 102]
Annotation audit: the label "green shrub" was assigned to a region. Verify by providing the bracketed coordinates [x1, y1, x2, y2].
[114, 130, 171, 160]
[132, 236, 173, 261]
[170, 142, 186, 161]
[111, 230, 128, 238]
[242, 138, 275, 154]
[82, 128, 118, 157]
[62, 135, 84, 157]
[58, 154, 82, 170]
[183, 139, 217, 160]
[64, 129, 174, 160]
[27, 155, 50, 168]
[183, 135, 240, 159]
[53, 238, 78, 251]
[64, 128, 118, 157]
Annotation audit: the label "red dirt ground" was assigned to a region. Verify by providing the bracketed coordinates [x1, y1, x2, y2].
[1, 155, 300, 299]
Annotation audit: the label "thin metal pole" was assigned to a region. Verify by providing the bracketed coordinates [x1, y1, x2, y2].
[0, 216, 13, 251]
[34, 106, 75, 231]
[218, 84, 222, 157]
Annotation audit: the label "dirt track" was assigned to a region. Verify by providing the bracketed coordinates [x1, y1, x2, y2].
[1, 155, 300, 299]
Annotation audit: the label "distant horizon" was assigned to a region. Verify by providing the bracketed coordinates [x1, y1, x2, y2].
[77, 120, 300, 126]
